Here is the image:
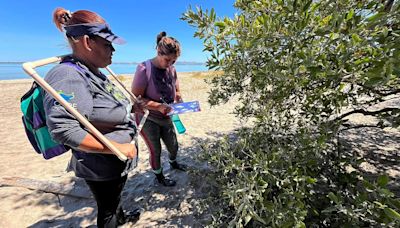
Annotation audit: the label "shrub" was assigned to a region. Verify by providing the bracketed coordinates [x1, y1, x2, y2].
[182, 0, 400, 227]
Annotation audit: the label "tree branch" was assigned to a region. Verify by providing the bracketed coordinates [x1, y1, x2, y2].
[374, 89, 400, 97]
[336, 107, 399, 121]
[339, 124, 383, 133]
[341, 80, 400, 98]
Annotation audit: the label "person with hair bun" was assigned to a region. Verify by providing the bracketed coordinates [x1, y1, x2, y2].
[44, 7, 140, 227]
[131, 31, 186, 187]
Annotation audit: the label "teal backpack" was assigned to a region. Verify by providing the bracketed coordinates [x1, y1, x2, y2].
[20, 61, 87, 159]
[20, 82, 70, 159]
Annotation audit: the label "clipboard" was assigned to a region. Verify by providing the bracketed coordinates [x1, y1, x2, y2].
[168, 101, 201, 115]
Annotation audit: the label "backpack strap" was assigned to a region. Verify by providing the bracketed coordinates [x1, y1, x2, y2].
[20, 82, 39, 102]
[60, 61, 94, 96]
[61, 61, 91, 84]
[144, 59, 152, 80]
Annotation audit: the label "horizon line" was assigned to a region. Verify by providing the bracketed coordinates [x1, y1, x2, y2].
[0, 61, 206, 65]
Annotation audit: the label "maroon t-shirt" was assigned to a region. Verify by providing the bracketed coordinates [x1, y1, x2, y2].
[132, 60, 179, 118]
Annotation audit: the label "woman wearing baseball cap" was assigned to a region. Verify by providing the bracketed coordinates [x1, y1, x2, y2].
[43, 7, 140, 227]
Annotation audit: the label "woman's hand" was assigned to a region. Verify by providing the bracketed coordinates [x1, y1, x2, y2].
[132, 96, 146, 113]
[78, 134, 137, 159]
[158, 103, 172, 115]
[175, 92, 183, 103]
[113, 142, 137, 159]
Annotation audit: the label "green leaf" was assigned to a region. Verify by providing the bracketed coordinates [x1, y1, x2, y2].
[365, 75, 383, 87]
[374, 201, 384, 208]
[210, 8, 216, 21]
[346, 9, 355, 20]
[303, 0, 312, 12]
[378, 188, 395, 197]
[384, 208, 400, 220]
[306, 177, 317, 184]
[389, 199, 400, 210]
[338, 83, 346, 92]
[328, 192, 339, 204]
[382, 27, 388, 38]
[215, 21, 226, 30]
[330, 33, 339, 40]
[252, 212, 267, 224]
[364, 180, 375, 191]
[293, 0, 298, 10]
[296, 221, 306, 228]
[322, 206, 337, 213]
[354, 57, 371, 65]
[367, 12, 383, 22]
[351, 34, 362, 43]
[321, 15, 332, 26]
[244, 214, 252, 225]
[377, 174, 389, 187]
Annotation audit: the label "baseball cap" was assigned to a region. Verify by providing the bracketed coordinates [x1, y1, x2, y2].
[64, 23, 126, 44]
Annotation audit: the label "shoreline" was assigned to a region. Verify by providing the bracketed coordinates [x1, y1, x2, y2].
[0, 70, 211, 83]
[0, 78, 35, 84]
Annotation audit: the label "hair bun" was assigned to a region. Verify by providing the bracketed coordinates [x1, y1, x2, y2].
[53, 8, 73, 31]
[60, 11, 72, 24]
[156, 31, 167, 45]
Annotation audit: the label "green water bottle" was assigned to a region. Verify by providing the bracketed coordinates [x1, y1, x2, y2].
[171, 114, 186, 134]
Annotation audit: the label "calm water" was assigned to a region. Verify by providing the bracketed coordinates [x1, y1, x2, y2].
[0, 63, 208, 80]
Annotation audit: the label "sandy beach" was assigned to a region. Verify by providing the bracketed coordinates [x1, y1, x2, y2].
[0, 72, 399, 227]
[0, 72, 240, 227]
